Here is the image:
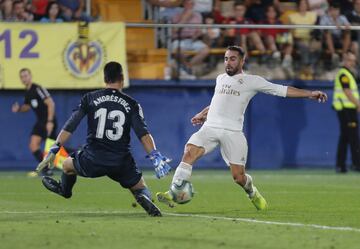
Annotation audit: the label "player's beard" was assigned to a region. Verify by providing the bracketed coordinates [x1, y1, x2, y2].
[225, 66, 239, 76]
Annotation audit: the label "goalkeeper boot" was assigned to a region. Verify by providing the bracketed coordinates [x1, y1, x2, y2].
[39, 168, 54, 177]
[135, 194, 162, 217]
[249, 187, 268, 211]
[156, 191, 175, 208]
[42, 176, 71, 199]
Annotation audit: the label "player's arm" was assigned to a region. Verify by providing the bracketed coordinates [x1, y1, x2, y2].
[191, 106, 209, 126]
[44, 97, 55, 122]
[54, 129, 72, 147]
[140, 133, 156, 154]
[286, 86, 327, 103]
[36, 109, 85, 172]
[11, 102, 31, 113]
[44, 97, 56, 135]
[132, 103, 171, 178]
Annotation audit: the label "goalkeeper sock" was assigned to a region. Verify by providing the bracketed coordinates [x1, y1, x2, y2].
[171, 162, 192, 184]
[132, 188, 152, 200]
[32, 149, 43, 163]
[243, 174, 255, 198]
[61, 173, 76, 198]
[132, 188, 161, 216]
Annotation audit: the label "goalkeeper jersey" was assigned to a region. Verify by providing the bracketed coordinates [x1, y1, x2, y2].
[63, 88, 149, 166]
[204, 73, 288, 131]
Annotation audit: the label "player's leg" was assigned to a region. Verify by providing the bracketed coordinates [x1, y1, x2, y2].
[220, 130, 267, 210]
[29, 135, 43, 162]
[157, 126, 217, 206]
[229, 164, 267, 210]
[129, 178, 161, 217]
[30, 122, 53, 176]
[42, 157, 77, 198]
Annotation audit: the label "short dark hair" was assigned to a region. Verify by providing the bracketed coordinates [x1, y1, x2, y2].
[104, 61, 123, 84]
[19, 68, 31, 74]
[226, 45, 246, 58]
[329, 1, 340, 8]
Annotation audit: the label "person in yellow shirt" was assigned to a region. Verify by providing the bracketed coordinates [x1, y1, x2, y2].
[332, 52, 360, 173]
[288, 0, 320, 79]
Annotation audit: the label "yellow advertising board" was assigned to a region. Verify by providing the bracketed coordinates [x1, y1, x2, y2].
[0, 22, 128, 89]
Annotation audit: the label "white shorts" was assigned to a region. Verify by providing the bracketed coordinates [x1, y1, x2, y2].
[187, 125, 248, 166]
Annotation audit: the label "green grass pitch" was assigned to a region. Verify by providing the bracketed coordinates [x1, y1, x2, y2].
[0, 170, 359, 249]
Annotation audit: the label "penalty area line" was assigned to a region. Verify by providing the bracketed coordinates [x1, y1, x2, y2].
[164, 212, 360, 233]
[1, 210, 359, 233]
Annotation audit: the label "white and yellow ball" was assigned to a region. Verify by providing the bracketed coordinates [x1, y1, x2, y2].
[169, 180, 194, 204]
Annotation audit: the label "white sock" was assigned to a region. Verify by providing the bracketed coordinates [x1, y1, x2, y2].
[171, 162, 192, 185]
[243, 174, 255, 197]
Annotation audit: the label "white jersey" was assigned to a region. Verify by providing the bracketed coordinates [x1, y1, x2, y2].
[204, 73, 288, 131]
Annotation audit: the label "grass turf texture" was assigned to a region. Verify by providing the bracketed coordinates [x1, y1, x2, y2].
[0, 170, 359, 249]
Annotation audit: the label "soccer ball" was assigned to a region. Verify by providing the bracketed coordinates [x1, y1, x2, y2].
[169, 180, 194, 204]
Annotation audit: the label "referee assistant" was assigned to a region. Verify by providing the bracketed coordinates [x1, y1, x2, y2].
[12, 68, 57, 176]
[332, 52, 360, 173]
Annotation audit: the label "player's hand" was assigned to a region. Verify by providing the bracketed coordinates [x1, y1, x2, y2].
[310, 91, 327, 103]
[11, 102, 20, 113]
[36, 143, 60, 173]
[191, 113, 206, 126]
[146, 150, 172, 179]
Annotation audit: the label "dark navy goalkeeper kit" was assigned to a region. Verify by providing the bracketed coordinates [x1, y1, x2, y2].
[62, 88, 149, 187]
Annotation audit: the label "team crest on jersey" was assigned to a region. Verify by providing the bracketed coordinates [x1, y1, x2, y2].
[63, 23, 106, 79]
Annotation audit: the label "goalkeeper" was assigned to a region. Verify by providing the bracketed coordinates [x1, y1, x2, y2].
[36, 62, 171, 216]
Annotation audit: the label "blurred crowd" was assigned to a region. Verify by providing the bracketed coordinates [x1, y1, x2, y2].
[0, 0, 92, 22]
[2, 0, 360, 80]
[146, 0, 360, 80]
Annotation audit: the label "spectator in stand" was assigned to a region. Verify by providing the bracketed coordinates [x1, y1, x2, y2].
[40, 1, 63, 23]
[202, 13, 221, 48]
[12, 0, 33, 21]
[58, 0, 91, 22]
[320, 1, 351, 68]
[307, 0, 328, 17]
[146, 0, 183, 22]
[338, 0, 354, 15]
[259, 4, 293, 65]
[193, 0, 213, 17]
[171, 0, 210, 78]
[288, 0, 320, 79]
[346, 0, 360, 58]
[23, 0, 32, 14]
[31, 0, 49, 20]
[245, 0, 273, 23]
[212, 0, 232, 24]
[223, 1, 265, 54]
[1, 0, 13, 21]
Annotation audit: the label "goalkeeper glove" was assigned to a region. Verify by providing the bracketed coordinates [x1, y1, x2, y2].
[36, 143, 60, 173]
[146, 150, 171, 179]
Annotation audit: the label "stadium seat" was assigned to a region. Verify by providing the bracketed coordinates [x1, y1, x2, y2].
[96, 0, 143, 22]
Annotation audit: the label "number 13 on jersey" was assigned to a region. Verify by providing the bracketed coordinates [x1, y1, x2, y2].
[94, 108, 126, 141]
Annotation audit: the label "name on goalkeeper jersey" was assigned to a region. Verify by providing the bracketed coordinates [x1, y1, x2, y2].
[216, 85, 240, 96]
[93, 95, 131, 112]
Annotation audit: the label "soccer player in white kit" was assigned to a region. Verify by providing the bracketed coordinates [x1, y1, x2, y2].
[157, 46, 327, 210]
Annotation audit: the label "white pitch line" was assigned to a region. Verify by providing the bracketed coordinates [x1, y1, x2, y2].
[1, 210, 359, 233]
[164, 213, 360, 233]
